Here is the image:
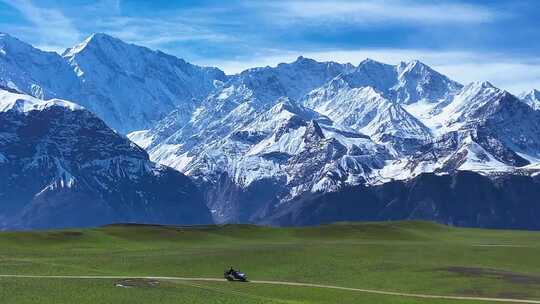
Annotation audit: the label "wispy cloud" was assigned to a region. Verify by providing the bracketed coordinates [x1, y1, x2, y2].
[254, 0, 500, 25]
[91, 16, 234, 49]
[1, 0, 237, 54]
[1, 0, 81, 51]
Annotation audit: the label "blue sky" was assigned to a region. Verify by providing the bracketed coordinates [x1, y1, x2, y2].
[0, 0, 539, 93]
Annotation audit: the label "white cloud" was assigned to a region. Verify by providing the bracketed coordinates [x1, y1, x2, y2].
[1, 0, 234, 53]
[1, 0, 81, 51]
[198, 48, 540, 94]
[255, 0, 499, 25]
[92, 16, 234, 49]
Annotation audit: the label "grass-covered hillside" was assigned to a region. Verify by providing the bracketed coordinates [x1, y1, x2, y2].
[1, 221, 540, 303]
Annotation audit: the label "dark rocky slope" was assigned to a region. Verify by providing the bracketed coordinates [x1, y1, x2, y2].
[0, 89, 212, 230]
[268, 171, 540, 230]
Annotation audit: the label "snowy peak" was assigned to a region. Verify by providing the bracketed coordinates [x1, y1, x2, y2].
[520, 89, 540, 110]
[396, 60, 439, 85]
[64, 32, 225, 79]
[270, 97, 306, 117]
[530, 89, 540, 99]
[397, 59, 432, 75]
[281, 55, 354, 71]
[454, 81, 502, 105]
[238, 97, 332, 141]
[358, 58, 389, 66]
[236, 57, 354, 101]
[357, 58, 394, 72]
[344, 58, 396, 90]
[427, 81, 505, 132]
[64, 32, 166, 75]
[1, 32, 229, 133]
[364, 102, 432, 141]
[394, 60, 463, 104]
[302, 66, 434, 154]
[271, 97, 331, 123]
[62, 33, 123, 57]
[389, 83, 540, 181]
[463, 80, 497, 91]
[0, 34, 79, 100]
[290, 55, 318, 66]
[60, 33, 227, 133]
[0, 88, 83, 113]
[330, 58, 462, 105]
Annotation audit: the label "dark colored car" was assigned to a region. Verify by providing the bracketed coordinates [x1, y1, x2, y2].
[224, 269, 248, 282]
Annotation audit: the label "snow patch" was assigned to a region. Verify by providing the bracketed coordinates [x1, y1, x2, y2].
[127, 130, 153, 149]
[457, 139, 511, 172]
[0, 89, 83, 113]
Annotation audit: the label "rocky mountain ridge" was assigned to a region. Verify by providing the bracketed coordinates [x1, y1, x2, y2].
[0, 88, 212, 229]
[0, 32, 227, 133]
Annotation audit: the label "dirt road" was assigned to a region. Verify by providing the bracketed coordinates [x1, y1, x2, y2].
[0, 274, 539, 303]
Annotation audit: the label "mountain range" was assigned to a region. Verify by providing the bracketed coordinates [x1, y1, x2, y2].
[1, 32, 539, 229]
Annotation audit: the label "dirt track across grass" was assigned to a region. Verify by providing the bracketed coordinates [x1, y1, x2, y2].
[1, 274, 540, 303]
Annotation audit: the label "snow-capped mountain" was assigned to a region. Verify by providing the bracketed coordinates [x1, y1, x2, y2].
[231, 56, 355, 101]
[380, 82, 540, 181]
[182, 98, 388, 222]
[0, 87, 212, 229]
[0, 32, 227, 133]
[63, 33, 227, 133]
[412, 81, 506, 134]
[334, 59, 462, 105]
[130, 59, 384, 222]
[130, 56, 355, 154]
[0, 33, 79, 99]
[2, 31, 540, 228]
[128, 53, 540, 223]
[301, 59, 463, 155]
[302, 76, 433, 155]
[520, 89, 540, 110]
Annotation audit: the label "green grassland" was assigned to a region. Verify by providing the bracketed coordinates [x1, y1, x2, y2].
[1, 221, 540, 303]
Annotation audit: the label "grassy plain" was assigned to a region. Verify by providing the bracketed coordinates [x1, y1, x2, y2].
[1, 221, 540, 303]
